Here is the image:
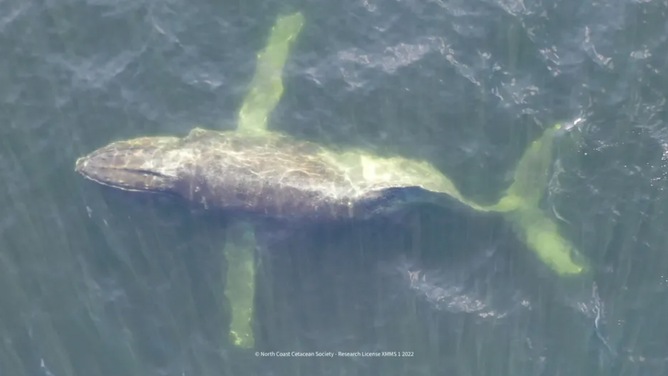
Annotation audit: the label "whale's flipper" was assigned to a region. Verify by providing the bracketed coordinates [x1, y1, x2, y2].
[222, 12, 305, 349]
[237, 13, 304, 135]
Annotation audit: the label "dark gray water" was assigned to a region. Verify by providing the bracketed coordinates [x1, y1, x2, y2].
[2, 0, 668, 375]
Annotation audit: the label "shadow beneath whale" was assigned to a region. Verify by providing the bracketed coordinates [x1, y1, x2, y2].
[250, 204, 537, 374]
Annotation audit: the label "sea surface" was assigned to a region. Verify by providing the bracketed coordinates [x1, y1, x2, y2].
[1, 0, 668, 375]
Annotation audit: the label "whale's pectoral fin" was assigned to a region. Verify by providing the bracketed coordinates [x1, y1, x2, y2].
[223, 220, 257, 348]
[222, 12, 306, 349]
[236, 12, 305, 135]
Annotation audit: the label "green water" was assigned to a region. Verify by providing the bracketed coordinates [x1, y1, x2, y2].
[2, 0, 668, 375]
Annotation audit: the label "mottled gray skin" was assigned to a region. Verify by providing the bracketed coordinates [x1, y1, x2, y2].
[75, 128, 457, 222]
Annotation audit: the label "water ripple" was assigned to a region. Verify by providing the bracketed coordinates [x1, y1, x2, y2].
[47, 49, 143, 90]
[0, 2, 30, 33]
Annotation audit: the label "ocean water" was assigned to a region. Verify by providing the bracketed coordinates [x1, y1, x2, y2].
[1, 0, 668, 375]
